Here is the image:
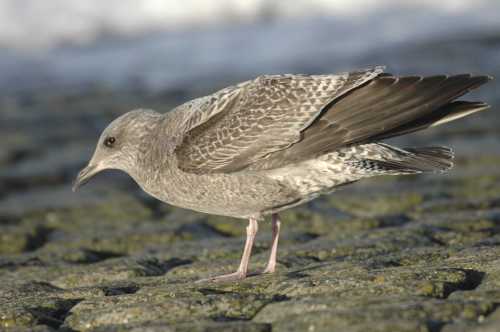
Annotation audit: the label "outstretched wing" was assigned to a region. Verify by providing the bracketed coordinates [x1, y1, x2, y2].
[174, 66, 385, 174]
[246, 73, 491, 170]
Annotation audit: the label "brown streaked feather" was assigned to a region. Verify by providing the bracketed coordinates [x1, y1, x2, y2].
[351, 145, 454, 174]
[179, 87, 242, 133]
[372, 101, 490, 141]
[247, 74, 491, 170]
[175, 66, 385, 174]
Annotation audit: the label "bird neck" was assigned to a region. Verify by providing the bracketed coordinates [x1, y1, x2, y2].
[128, 118, 178, 199]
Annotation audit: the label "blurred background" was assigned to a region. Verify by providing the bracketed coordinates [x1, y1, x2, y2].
[0, 0, 499, 250]
[1, 0, 500, 94]
[1, 2, 500, 330]
[0, 0, 500, 211]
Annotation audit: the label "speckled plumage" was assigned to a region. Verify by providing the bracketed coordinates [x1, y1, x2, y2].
[74, 66, 492, 281]
[175, 67, 383, 174]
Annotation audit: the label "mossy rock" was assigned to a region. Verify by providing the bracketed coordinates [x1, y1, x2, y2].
[328, 192, 423, 217]
[21, 194, 152, 231]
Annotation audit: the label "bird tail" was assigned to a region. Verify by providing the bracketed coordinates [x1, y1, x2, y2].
[352, 144, 454, 174]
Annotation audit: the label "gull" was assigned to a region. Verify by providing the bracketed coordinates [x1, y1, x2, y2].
[73, 66, 492, 282]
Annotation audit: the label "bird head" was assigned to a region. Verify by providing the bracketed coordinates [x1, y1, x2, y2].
[72, 109, 160, 191]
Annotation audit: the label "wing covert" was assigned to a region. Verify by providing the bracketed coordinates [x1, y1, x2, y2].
[175, 66, 385, 174]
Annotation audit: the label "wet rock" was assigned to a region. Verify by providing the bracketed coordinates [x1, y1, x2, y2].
[64, 285, 278, 331]
[51, 257, 180, 288]
[0, 281, 82, 330]
[90, 321, 272, 332]
[1, 33, 499, 331]
[328, 192, 423, 217]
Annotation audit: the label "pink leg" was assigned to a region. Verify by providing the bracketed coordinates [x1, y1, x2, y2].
[262, 213, 281, 274]
[196, 217, 258, 283]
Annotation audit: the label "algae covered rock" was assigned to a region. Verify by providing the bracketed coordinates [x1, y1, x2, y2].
[1, 27, 500, 332]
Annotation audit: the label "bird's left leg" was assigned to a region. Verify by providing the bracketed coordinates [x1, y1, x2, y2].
[261, 213, 281, 274]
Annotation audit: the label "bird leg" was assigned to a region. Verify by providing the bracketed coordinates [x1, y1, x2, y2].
[196, 217, 258, 283]
[261, 213, 281, 274]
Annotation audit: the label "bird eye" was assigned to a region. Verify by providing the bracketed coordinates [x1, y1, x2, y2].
[104, 136, 116, 147]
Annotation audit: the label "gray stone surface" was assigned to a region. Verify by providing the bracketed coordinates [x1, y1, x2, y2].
[1, 33, 500, 331]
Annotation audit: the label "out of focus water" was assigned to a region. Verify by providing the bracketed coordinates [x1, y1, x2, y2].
[1, 0, 500, 95]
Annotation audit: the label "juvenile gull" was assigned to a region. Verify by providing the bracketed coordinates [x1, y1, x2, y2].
[73, 66, 492, 282]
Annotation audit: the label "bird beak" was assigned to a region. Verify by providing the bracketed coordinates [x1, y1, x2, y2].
[72, 163, 100, 192]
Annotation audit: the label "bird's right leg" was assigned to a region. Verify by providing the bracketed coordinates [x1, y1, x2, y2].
[196, 217, 258, 283]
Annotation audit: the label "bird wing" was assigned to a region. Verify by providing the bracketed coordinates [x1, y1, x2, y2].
[246, 73, 491, 170]
[174, 66, 385, 174]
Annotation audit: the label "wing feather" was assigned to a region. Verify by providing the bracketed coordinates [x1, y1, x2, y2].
[246, 73, 490, 170]
[175, 66, 385, 173]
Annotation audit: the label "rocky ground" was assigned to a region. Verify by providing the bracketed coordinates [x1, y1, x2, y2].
[1, 34, 500, 331]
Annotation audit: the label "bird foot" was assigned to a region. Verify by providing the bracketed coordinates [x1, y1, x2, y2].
[195, 270, 247, 283]
[260, 266, 275, 274]
[196, 266, 277, 283]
